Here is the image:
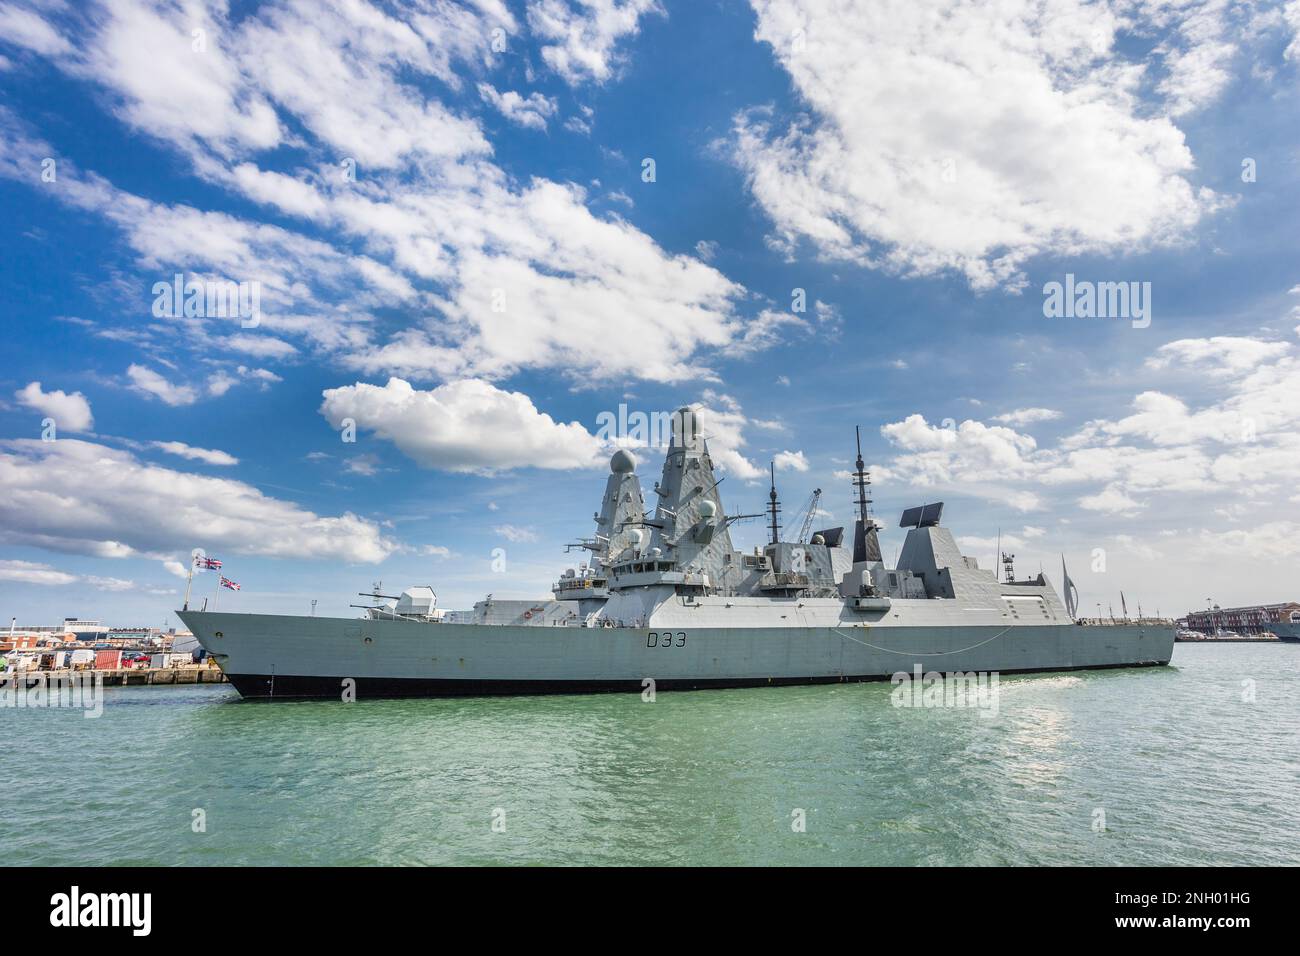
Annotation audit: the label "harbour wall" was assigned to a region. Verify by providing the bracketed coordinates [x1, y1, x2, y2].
[3, 666, 228, 686]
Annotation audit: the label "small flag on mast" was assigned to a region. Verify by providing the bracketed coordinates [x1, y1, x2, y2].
[200, 557, 223, 570]
[220, 576, 240, 591]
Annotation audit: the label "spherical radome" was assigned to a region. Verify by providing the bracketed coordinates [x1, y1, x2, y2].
[610, 448, 637, 473]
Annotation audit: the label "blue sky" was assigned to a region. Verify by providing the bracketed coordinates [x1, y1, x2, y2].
[2, 0, 1300, 627]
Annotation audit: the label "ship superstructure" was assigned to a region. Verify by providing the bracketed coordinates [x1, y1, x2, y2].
[550, 447, 647, 616]
[178, 409, 1175, 699]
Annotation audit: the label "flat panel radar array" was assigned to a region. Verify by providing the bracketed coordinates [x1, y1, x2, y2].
[899, 503, 944, 528]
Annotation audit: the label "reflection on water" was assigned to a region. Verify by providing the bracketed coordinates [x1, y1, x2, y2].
[2, 644, 1298, 865]
[1002, 707, 1070, 790]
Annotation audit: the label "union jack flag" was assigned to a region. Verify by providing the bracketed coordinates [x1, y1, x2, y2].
[199, 556, 223, 570]
[220, 576, 240, 591]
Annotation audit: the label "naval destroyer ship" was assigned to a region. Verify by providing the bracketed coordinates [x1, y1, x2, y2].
[178, 409, 1174, 699]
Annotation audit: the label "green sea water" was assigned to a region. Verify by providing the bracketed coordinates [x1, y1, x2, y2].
[4, 642, 1297, 866]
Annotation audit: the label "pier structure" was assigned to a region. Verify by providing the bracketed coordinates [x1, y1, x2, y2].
[1, 666, 228, 686]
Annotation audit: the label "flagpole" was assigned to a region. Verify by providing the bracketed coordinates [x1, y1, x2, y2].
[183, 551, 196, 611]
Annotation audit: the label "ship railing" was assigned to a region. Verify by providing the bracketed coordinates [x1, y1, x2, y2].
[555, 577, 608, 591]
[758, 571, 811, 589]
[1076, 617, 1174, 626]
[361, 606, 445, 622]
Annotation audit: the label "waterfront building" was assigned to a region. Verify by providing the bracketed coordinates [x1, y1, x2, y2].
[1184, 602, 1300, 637]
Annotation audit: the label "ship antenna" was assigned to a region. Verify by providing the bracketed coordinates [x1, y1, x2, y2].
[850, 426, 885, 564]
[853, 425, 874, 527]
[767, 461, 782, 545]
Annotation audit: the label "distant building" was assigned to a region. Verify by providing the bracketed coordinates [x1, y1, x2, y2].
[1185, 602, 1300, 636]
[63, 618, 108, 641]
[2, 620, 70, 652]
[2, 619, 176, 649]
[5, 618, 111, 642]
[1, 632, 51, 652]
[109, 626, 166, 642]
[5, 621, 67, 635]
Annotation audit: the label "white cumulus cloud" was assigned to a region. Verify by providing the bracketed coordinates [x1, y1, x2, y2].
[527, 0, 664, 85]
[319, 377, 607, 473]
[477, 83, 558, 130]
[151, 441, 239, 466]
[731, 0, 1224, 290]
[0, 439, 395, 563]
[993, 408, 1062, 426]
[0, 559, 79, 586]
[773, 449, 809, 472]
[127, 364, 198, 406]
[14, 381, 94, 431]
[876, 330, 1300, 517]
[1145, 336, 1291, 376]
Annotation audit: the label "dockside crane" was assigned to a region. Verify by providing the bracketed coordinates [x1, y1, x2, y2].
[791, 488, 823, 544]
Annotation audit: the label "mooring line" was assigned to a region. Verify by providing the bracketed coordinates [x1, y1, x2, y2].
[830, 625, 1013, 657]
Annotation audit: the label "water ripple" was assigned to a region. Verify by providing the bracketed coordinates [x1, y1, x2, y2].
[2, 643, 1297, 865]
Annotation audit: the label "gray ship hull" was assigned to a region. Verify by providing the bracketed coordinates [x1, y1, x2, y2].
[178, 609, 1174, 700]
[1265, 618, 1300, 641]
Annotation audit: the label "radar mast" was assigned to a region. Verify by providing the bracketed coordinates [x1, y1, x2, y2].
[767, 461, 782, 545]
[851, 426, 883, 562]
